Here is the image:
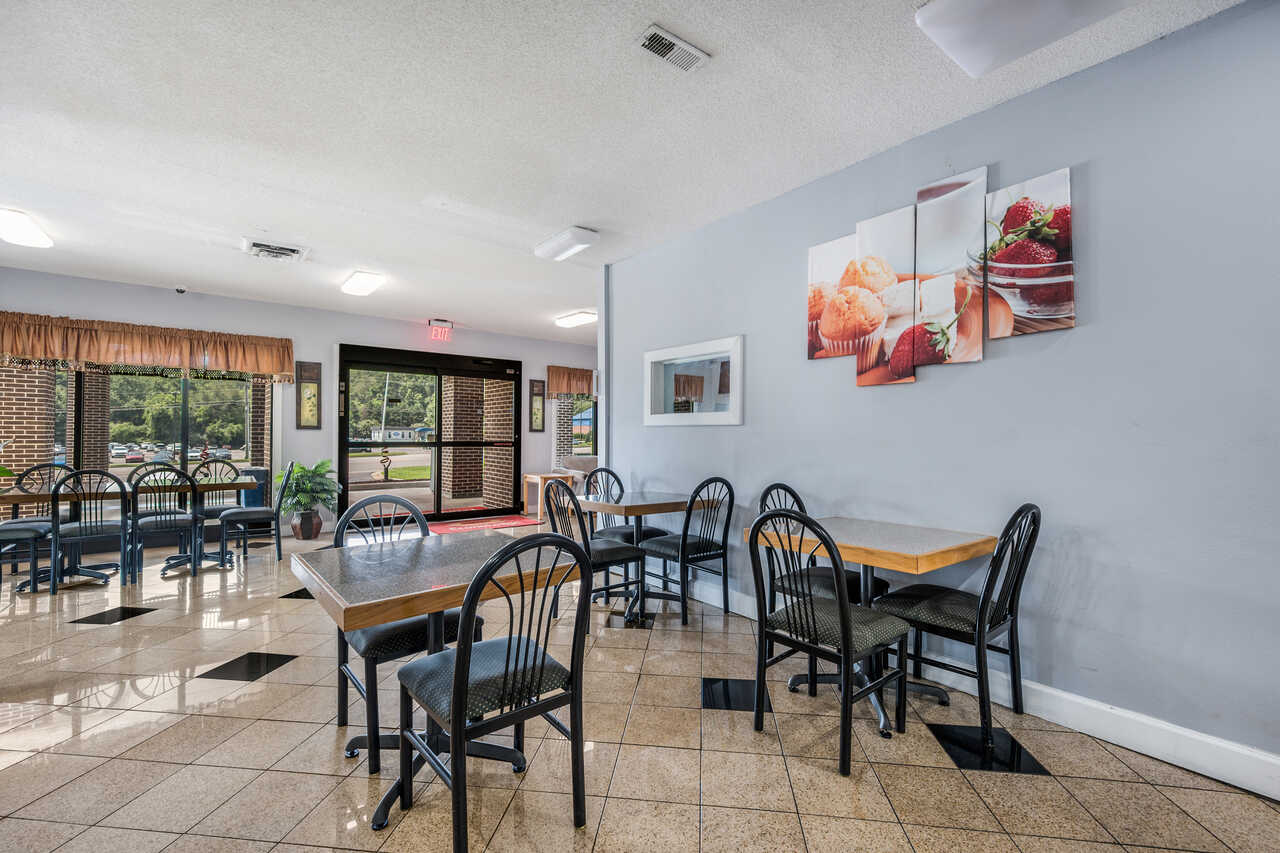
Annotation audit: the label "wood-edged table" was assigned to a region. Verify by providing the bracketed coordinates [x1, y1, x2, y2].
[290, 529, 581, 828]
[745, 515, 997, 730]
[522, 472, 575, 522]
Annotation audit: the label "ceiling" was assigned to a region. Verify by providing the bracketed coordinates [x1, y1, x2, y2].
[0, 0, 1240, 345]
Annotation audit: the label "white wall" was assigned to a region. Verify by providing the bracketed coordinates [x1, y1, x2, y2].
[0, 267, 597, 492]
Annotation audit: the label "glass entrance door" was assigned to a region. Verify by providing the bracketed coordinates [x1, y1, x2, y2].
[343, 366, 438, 515]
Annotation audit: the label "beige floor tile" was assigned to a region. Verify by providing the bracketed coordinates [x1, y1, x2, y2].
[701, 805, 805, 852]
[623, 704, 700, 749]
[195, 719, 321, 769]
[1012, 838, 1124, 852]
[448, 735, 540, 790]
[702, 652, 759, 681]
[965, 770, 1111, 841]
[583, 646, 645, 673]
[1095, 740, 1234, 791]
[766, 681, 843, 716]
[701, 750, 795, 811]
[257, 655, 337, 685]
[100, 763, 260, 832]
[0, 816, 87, 852]
[45, 709, 186, 757]
[589, 626, 651, 649]
[131, 677, 244, 714]
[581, 670, 638, 704]
[593, 798, 700, 853]
[775, 711, 865, 761]
[281, 774, 407, 851]
[853, 717, 953, 767]
[633, 674, 702, 708]
[120, 713, 251, 762]
[1012, 730, 1143, 781]
[701, 631, 756, 655]
[263, 683, 341, 723]
[0, 704, 122, 751]
[873, 763, 1001, 831]
[192, 769, 342, 841]
[15, 757, 182, 824]
[1158, 785, 1280, 853]
[701, 709, 781, 754]
[520, 738, 618, 797]
[608, 744, 700, 803]
[640, 649, 702, 677]
[0, 751, 105, 815]
[645, 629, 702, 652]
[553, 700, 630, 743]
[786, 756, 896, 820]
[799, 814, 913, 852]
[202, 682, 309, 719]
[903, 823, 1021, 852]
[908, 690, 987, 726]
[378, 782, 514, 853]
[484, 789, 604, 853]
[54, 825, 178, 853]
[73, 673, 190, 710]
[0, 701, 55, 733]
[270, 723, 368, 776]
[1060, 777, 1227, 852]
[161, 835, 275, 853]
[0, 749, 34, 771]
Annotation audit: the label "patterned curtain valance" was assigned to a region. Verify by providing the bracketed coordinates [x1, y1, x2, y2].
[0, 311, 294, 382]
[673, 373, 704, 401]
[547, 364, 594, 397]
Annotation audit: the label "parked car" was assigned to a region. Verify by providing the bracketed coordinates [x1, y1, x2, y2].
[110, 447, 127, 459]
[211, 448, 232, 460]
[152, 450, 173, 464]
[125, 451, 144, 464]
[187, 448, 204, 460]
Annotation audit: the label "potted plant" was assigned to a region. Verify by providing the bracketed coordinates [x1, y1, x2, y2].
[277, 459, 341, 540]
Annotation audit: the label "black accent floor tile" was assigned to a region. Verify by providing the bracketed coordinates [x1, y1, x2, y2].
[604, 613, 654, 629]
[279, 587, 314, 599]
[702, 677, 771, 712]
[68, 606, 157, 625]
[927, 723, 1050, 774]
[198, 652, 297, 682]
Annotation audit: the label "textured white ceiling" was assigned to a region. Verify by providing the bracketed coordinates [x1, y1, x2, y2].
[0, 0, 1240, 344]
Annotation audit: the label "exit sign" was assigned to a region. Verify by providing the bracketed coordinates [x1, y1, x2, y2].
[430, 326, 452, 342]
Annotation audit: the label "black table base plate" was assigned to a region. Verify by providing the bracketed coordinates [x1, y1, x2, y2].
[927, 723, 1049, 774]
[702, 677, 771, 712]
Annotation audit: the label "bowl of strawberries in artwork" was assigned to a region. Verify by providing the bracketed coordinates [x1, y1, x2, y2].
[974, 196, 1073, 318]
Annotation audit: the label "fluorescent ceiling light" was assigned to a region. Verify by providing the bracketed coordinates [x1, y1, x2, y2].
[554, 310, 597, 328]
[341, 270, 386, 295]
[916, 0, 1135, 78]
[534, 226, 597, 261]
[0, 209, 54, 248]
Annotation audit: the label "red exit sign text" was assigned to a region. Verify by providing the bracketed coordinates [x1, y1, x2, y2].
[430, 326, 452, 342]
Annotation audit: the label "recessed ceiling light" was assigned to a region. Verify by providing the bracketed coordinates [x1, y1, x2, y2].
[0, 209, 54, 248]
[341, 271, 386, 296]
[554, 310, 598, 328]
[534, 226, 597, 261]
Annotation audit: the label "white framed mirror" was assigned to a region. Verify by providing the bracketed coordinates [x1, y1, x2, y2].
[643, 335, 743, 426]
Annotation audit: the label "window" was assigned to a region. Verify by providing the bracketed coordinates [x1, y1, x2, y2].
[571, 398, 596, 455]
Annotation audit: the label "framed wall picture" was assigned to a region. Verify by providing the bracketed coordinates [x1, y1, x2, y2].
[529, 378, 546, 432]
[295, 361, 321, 430]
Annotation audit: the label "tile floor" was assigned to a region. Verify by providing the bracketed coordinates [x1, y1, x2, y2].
[0, 530, 1277, 853]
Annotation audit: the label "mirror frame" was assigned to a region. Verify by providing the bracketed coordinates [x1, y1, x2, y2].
[642, 335, 743, 427]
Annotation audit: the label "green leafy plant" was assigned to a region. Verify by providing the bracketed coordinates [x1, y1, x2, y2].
[276, 459, 342, 516]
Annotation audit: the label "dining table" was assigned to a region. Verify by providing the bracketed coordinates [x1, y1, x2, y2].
[746, 515, 997, 733]
[290, 528, 580, 830]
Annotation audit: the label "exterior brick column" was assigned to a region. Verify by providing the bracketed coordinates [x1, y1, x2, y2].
[70, 372, 111, 470]
[0, 367, 55, 514]
[553, 398, 574, 466]
[481, 378, 514, 509]
[440, 376, 483, 501]
[249, 382, 271, 469]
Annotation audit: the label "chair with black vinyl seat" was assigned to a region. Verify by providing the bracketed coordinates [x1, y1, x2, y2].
[749, 508, 909, 774]
[544, 478, 646, 621]
[218, 461, 291, 564]
[872, 503, 1041, 754]
[334, 494, 483, 775]
[133, 466, 202, 581]
[192, 459, 240, 563]
[37, 469, 128, 594]
[382, 533, 592, 852]
[584, 467, 667, 545]
[2, 462, 71, 576]
[639, 476, 734, 623]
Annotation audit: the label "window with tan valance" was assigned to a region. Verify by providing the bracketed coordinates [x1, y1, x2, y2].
[0, 311, 294, 382]
[673, 373, 704, 401]
[547, 364, 594, 397]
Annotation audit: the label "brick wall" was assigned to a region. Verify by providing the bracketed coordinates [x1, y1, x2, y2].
[68, 372, 110, 470]
[481, 378, 514, 509]
[0, 367, 55, 514]
[440, 376, 483, 500]
[249, 381, 271, 470]
[553, 397, 574, 466]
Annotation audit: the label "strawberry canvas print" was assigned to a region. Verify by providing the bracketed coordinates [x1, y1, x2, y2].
[852, 205, 916, 386]
[984, 168, 1074, 338]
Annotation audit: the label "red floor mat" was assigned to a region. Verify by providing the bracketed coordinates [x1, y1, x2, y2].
[430, 514, 542, 535]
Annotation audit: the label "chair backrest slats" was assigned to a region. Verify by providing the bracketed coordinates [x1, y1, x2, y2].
[132, 467, 197, 530]
[759, 482, 806, 515]
[682, 476, 734, 558]
[192, 460, 241, 509]
[333, 494, 429, 547]
[52, 469, 127, 539]
[273, 462, 295, 517]
[583, 467, 624, 531]
[16, 462, 73, 518]
[979, 503, 1041, 631]
[543, 478, 591, 555]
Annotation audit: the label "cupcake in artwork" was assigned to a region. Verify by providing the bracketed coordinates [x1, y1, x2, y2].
[818, 286, 887, 372]
[839, 255, 897, 295]
[807, 282, 832, 355]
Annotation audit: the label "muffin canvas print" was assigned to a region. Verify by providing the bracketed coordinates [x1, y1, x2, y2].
[806, 230, 858, 360]
[984, 168, 1075, 338]
[853, 204, 917, 386]
[912, 166, 987, 369]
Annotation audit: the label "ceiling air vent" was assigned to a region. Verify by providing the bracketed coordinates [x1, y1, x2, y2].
[240, 238, 310, 262]
[639, 25, 710, 72]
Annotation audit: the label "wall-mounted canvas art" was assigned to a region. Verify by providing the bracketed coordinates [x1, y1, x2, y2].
[854, 204, 916, 386]
[914, 166, 987, 368]
[806, 231, 857, 360]
[985, 168, 1074, 338]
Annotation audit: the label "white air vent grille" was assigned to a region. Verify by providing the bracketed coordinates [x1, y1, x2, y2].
[240, 238, 310, 262]
[639, 25, 709, 72]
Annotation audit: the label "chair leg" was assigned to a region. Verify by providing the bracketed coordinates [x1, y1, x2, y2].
[912, 628, 923, 679]
[721, 555, 729, 615]
[219, 523, 229, 567]
[975, 638, 993, 753]
[661, 559, 669, 592]
[365, 657, 381, 774]
[450, 726, 469, 853]
[807, 654, 818, 697]
[512, 720, 524, 760]
[753, 629, 768, 732]
[895, 637, 908, 734]
[274, 520, 282, 561]
[190, 524, 200, 577]
[1008, 619, 1025, 715]
[28, 541, 39, 593]
[838, 660, 854, 776]
[399, 685, 414, 811]
[336, 629, 349, 728]
[569, 692, 586, 828]
[678, 561, 689, 626]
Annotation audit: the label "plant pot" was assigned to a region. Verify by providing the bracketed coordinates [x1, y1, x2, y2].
[291, 510, 324, 540]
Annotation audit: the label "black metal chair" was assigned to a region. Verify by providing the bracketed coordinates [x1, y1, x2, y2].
[639, 476, 734, 623]
[2, 462, 71, 576]
[334, 494, 483, 775]
[40, 469, 128, 594]
[873, 503, 1041, 754]
[132, 466, 202, 581]
[583, 467, 667, 544]
[748, 508, 909, 774]
[127, 461, 176, 485]
[544, 478, 646, 621]
[381, 533, 592, 852]
[192, 459, 240, 563]
[218, 461, 291, 564]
